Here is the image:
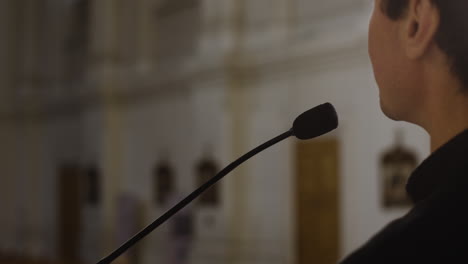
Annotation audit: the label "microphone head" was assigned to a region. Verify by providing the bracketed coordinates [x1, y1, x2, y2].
[292, 103, 338, 140]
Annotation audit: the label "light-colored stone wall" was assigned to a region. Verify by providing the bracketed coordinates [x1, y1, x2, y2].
[0, 1, 430, 263]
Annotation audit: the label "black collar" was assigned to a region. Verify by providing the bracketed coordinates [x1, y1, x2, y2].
[406, 129, 468, 204]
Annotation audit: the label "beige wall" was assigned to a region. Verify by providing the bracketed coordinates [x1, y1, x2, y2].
[0, 1, 430, 263]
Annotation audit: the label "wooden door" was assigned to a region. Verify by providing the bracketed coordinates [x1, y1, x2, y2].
[58, 164, 82, 263]
[296, 139, 339, 264]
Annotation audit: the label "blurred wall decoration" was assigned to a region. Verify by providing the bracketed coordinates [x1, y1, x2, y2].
[380, 130, 418, 208]
[0, 1, 431, 264]
[196, 155, 220, 207]
[154, 159, 175, 206]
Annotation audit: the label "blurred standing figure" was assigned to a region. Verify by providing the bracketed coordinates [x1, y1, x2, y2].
[166, 192, 194, 264]
[342, 0, 468, 263]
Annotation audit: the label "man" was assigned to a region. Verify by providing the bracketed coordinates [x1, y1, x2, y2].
[341, 0, 468, 262]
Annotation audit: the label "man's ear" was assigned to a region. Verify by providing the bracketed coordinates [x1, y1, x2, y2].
[402, 0, 440, 59]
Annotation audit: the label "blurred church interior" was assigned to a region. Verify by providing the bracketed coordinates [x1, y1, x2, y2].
[0, 0, 430, 263]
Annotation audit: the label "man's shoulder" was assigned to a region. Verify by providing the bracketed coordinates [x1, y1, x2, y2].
[340, 192, 468, 263]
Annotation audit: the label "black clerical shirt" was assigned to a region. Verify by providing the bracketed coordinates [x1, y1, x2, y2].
[341, 130, 468, 263]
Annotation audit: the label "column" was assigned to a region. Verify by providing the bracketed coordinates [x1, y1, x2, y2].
[18, 0, 48, 258]
[225, 1, 250, 263]
[135, 0, 155, 73]
[89, 0, 125, 254]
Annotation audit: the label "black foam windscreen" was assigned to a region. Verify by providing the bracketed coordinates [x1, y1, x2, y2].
[292, 103, 338, 140]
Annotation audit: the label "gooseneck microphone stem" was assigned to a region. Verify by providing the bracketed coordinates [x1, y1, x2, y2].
[96, 102, 339, 264]
[96, 129, 294, 264]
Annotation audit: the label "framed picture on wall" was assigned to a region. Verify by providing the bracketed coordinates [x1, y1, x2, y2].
[380, 131, 418, 208]
[154, 160, 175, 206]
[196, 157, 220, 207]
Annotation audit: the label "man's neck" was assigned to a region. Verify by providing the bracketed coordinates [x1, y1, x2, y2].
[430, 128, 467, 152]
[426, 95, 468, 152]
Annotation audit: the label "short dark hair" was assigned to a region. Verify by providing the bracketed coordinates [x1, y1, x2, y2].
[381, 0, 468, 92]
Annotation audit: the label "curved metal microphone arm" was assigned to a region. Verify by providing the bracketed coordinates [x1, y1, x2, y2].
[96, 129, 294, 264]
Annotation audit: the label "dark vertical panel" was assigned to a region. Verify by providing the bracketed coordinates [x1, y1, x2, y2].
[58, 164, 82, 262]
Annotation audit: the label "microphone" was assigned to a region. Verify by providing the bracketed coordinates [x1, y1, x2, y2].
[96, 102, 338, 264]
[292, 102, 338, 140]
